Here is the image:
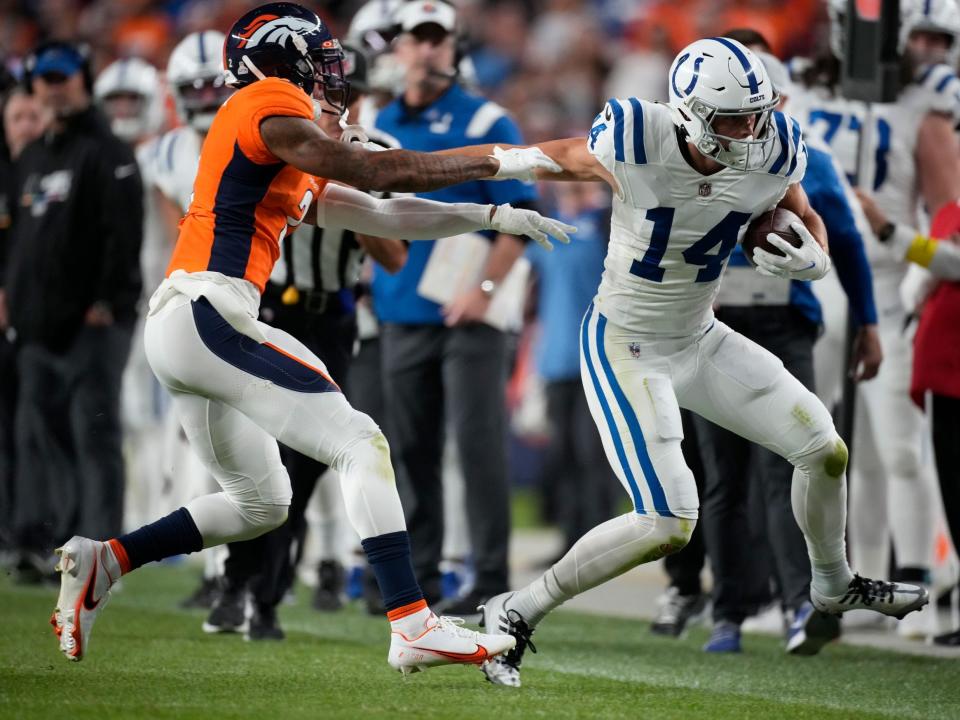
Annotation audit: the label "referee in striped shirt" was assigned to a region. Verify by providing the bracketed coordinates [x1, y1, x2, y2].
[203, 46, 408, 640]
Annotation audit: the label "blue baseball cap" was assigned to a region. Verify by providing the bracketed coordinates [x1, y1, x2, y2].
[33, 44, 85, 77]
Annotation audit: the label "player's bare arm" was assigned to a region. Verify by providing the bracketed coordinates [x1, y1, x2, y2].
[261, 115, 559, 193]
[356, 234, 408, 274]
[777, 182, 828, 252]
[917, 111, 960, 215]
[438, 138, 620, 192]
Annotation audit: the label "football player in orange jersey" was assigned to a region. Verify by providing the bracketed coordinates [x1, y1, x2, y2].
[50, 2, 575, 673]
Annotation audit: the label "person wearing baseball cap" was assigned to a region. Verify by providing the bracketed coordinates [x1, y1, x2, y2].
[5, 40, 143, 582]
[374, 0, 540, 616]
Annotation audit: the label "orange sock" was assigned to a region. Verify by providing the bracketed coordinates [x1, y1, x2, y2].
[107, 539, 132, 575]
[386, 598, 428, 623]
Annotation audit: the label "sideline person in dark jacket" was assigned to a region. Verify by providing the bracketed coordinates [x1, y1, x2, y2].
[2, 42, 142, 577]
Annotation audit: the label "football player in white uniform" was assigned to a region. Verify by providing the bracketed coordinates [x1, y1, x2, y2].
[93, 57, 168, 531]
[788, 0, 960, 638]
[447, 37, 929, 686]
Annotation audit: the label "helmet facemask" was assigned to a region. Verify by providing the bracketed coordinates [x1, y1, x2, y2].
[679, 93, 780, 172]
[176, 74, 232, 132]
[309, 40, 351, 117]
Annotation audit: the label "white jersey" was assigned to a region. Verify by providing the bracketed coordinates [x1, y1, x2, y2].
[134, 137, 169, 299]
[788, 81, 951, 272]
[588, 98, 806, 338]
[150, 124, 203, 213]
[916, 62, 960, 127]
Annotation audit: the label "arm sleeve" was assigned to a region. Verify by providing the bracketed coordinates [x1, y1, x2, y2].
[237, 78, 315, 164]
[93, 143, 144, 316]
[804, 159, 878, 325]
[316, 183, 492, 239]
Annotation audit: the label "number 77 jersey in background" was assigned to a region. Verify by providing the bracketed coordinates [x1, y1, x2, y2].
[586, 97, 806, 338]
[786, 82, 945, 251]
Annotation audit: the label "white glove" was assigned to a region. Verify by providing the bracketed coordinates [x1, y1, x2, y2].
[486, 204, 576, 251]
[490, 146, 563, 182]
[752, 221, 831, 280]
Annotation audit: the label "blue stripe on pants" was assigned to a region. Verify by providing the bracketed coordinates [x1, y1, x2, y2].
[192, 297, 339, 394]
[580, 304, 644, 512]
[593, 312, 676, 517]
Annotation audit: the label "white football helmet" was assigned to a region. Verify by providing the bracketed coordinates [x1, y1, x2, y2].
[828, 0, 960, 65]
[347, 0, 402, 51]
[347, 0, 405, 94]
[93, 57, 164, 143]
[667, 37, 779, 172]
[902, 0, 960, 65]
[166, 30, 231, 133]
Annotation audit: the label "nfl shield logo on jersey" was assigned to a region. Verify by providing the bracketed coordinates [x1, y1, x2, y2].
[629, 342, 642, 358]
[698, 182, 712, 197]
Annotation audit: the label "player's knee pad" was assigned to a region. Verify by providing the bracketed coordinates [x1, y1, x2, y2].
[637, 513, 696, 561]
[795, 434, 848, 480]
[334, 428, 395, 484]
[225, 463, 292, 534]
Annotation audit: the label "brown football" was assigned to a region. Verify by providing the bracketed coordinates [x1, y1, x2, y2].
[741, 207, 804, 265]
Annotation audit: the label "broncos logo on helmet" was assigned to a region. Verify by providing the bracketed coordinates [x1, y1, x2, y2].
[235, 14, 319, 50]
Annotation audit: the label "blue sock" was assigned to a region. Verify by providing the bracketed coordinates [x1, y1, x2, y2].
[116, 507, 204, 571]
[361, 531, 424, 612]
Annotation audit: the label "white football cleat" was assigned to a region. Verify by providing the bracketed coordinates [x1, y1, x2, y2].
[811, 574, 928, 620]
[387, 613, 515, 675]
[896, 587, 936, 641]
[479, 592, 537, 688]
[50, 536, 119, 662]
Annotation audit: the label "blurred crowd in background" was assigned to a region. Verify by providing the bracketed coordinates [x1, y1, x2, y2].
[0, 0, 823, 140]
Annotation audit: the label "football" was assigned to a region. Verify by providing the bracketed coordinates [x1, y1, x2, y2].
[741, 207, 804, 265]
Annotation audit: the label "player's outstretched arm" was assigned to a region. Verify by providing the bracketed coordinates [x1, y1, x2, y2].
[307, 183, 575, 251]
[260, 116, 559, 192]
[438, 138, 620, 191]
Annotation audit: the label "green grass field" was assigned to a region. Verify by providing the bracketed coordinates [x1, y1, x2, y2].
[1, 564, 957, 720]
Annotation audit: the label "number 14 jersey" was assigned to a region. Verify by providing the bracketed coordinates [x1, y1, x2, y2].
[588, 98, 806, 338]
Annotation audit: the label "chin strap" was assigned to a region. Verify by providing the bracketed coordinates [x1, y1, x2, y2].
[241, 55, 267, 81]
[338, 108, 369, 144]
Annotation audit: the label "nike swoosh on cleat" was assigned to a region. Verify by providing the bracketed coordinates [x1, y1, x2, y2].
[82, 554, 102, 611]
[410, 644, 489, 664]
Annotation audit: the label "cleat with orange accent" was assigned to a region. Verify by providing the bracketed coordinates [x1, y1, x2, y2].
[387, 613, 515, 674]
[51, 536, 121, 662]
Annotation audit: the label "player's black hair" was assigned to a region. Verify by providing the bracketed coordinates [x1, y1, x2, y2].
[798, 50, 915, 94]
[721, 28, 773, 53]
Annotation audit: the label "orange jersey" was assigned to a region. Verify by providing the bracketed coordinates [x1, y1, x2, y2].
[167, 77, 324, 292]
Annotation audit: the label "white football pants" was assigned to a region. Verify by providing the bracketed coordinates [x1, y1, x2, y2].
[580, 302, 849, 569]
[143, 289, 406, 546]
[848, 270, 937, 577]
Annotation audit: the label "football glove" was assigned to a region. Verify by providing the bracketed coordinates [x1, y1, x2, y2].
[753, 221, 831, 281]
[490, 146, 563, 182]
[486, 204, 576, 251]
